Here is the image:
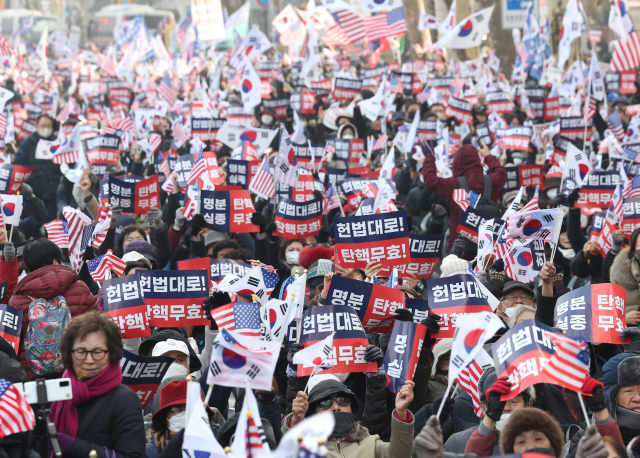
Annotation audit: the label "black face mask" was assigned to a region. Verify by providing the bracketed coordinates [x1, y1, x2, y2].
[636, 248, 640, 260]
[331, 412, 355, 438]
[526, 447, 555, 457]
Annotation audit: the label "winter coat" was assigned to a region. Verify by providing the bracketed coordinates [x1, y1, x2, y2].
[609, 249, 640, 328]
[0, 256, 18, 299]
[444, 425, 500, 456]
[422, 146, 507, 249]
[66, 385, 146, 458]
[565, 416, 625, 458]
[14, 131, 63, 202]
[282, 412, 415, 458]
[8, 265, 98, 380]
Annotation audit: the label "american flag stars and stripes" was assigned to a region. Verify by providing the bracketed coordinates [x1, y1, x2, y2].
[172, 122, 191, 144]
[149, 134, 162, 154]
[87, 249, 127, 281]
[261, 267, 279, 296]
[210, 302, 262, 337]
[608, 110, 626, 141]
[0, 115, 6, 138]
[245, 411, 268, 453]
[372, 134, 388, 151]
[456, 360, 485, 417]
[584, 95, 597, 123]
[324, 184, 341, 214]
[248, 158, 276, 200]
[0, 36, 12, 57]
[91, 206, 112, 249]
[117, 116, 135, 134]
[160, 157, 171, 178]
[453, 189, 480, 211]
[611, 30, 640, 71]
[187, 150, 207, 185]
[44, 220, 69, 248]
[159, 72, 177, 108]
[0, 378, 35, 438]
[364, 8, 407, 43]
[542, 333, 590, 392]
[332, 9, 366, 43]
[623, 175, 640, 199]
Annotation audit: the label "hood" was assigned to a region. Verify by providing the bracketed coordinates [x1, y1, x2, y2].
[610, 248, 640, 290]
[14, 265, 79, 299]
[603, 352, 639, 414]
[451, 144, 483, 178]
[431, 338, 453, 373]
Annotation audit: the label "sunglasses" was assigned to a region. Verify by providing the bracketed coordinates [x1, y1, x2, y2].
[317, 396, 352, 410]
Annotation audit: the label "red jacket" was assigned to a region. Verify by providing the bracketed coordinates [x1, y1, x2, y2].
[422, 145, 507, 249]
[9, 264, 98, 380]
[0, 255, 19, 299]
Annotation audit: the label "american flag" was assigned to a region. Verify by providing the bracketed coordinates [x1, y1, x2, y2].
[541, 333, 590, 392]
[117, 116, 135, 134]
[417, 89, 430, 104]
[44, 220, 69, 248]
[261, 267, 279, 296]
[611, 30, 640, 71]
[160, 157, 171, 179]
[91, 206, 111, 249]
[608, 110, 626, 141]
[210, 302, 262, 337]
[389, 74, 403, 93]
[172, 122, 191, 144]
[623, 174, 640, 198]
[64, 207, 94, 273]
[0, 36, 12, 57]
[364, 8, 407, 43]
[245, 411, 268, 454]
[324, 183, 341, 214]
[159, 72, 177, 108]
[0, 115, 6, 138]
[0, 378, 35, 438]
[87, 249, 127, 281]
[149, 134, 162, 154]
[187, 150, 206, 185]
[456, 360, 485, 418]
[584, 95, 597, 123]
[248, 158, 276, 200]
[453, 189, 480, 211]
[280, 21, 306, 47]
[322, 24, 350, 46]
[98, 54, 117, 77]
[332, 9, 366, 43]
[372, 134, 388, 151]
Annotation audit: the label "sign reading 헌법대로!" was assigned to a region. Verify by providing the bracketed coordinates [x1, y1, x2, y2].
[103, 274, 151, 339]
[138, 270, 210, 327]
[120, 350, 173, 409]
[426, 274, 493, 338]
[334, 211, 410, 269]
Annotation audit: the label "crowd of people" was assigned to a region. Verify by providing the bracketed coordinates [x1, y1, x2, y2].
[0, 8, 640, 458]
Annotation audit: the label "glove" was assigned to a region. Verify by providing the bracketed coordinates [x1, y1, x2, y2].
[484, 377, 511, 421]
[575, 424, 608, 458]
[432, 396, 455, 424]
[313, 190, 324, 201]
[450, 236, 465, 257]
[631, 436, 640, 454]
[611, 231, 624, 256]
[491, 259, 505, 273]
[146, 207, 163, 226]
[582, 376, 607, 413]
[202, 292, 232, 322]
[56, 433, 75, 455]
[421, 314, 441, 335]
[2, 242, 14, 263]
[175, 207, 186, 228]
[364, 345, 384, 368]
[413, 415, 443, 458]
[287, 343, 304, 371]
[110, 207, 123, 228]
[318, 225, 331, 243]
[431, 204, 447, 218]
[567, 188, 580, 208]
[254, 197, 267, 213]
[420, 141, 435, 158]
[191, 214, 206, 236]
[620, 327, 640, 352]
[395, 308, 414, 322]
[20, 183, 35, 201]
[251, 212, 267, 233]
[266, 221, 278, 237]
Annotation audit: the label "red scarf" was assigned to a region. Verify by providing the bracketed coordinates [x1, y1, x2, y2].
[49, 364, 123, 438]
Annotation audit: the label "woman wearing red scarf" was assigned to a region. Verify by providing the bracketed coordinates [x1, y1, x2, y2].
[49, 312, 146, 458]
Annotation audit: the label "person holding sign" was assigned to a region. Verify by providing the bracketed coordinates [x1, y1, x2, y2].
[284, 374, 416, 458]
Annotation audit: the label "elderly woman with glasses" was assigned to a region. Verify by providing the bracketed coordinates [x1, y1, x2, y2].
[496, 281, 535, 324]
[49, 311, 146, 458]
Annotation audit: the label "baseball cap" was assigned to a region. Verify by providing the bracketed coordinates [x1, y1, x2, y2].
[151, 339, 191, 358]
[122, 251, 152, 269]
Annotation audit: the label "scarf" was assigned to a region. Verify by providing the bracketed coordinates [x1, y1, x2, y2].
[49, 364, 123, 438]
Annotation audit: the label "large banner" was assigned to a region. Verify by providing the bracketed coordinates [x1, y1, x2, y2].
[325, 275, 406, 334]
[554, 284, 627, 344]
[139, 271, 210, 327]
[383, 320, 426, 393]
[120, 350, 173, 409]
[576, 171, 622, 209]
[334, 211, 410, 268]
[273, 198, 323, 239]
[379, 234, 444, 280]
[200, 190, 260, 233]
[108, 175, 160, 213]
[103, 275, 151, 339]
[426, 274, 493, 338]
[297, 304, 377, 376]
[504, 165, 543, 191]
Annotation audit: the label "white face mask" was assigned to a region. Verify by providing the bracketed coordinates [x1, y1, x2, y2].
[495, 413, 511, 431]
[342, 134, 354, 139]
[285, 251, 299, 265]
[162, 362, 188, 381]
[503, 306, 516, 318]
[168, 410, 186, 432]
[37, 128, 52, 138]
[261, 115, 274, 125]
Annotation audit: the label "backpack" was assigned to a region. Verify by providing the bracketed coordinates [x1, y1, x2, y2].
[457, 175, 502, 218]
[24, 295, 71, 376]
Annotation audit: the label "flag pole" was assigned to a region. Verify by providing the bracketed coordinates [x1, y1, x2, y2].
[0, 197, 7, 242]
[582, 56, 593, 157]
[577, 392, 591, 427]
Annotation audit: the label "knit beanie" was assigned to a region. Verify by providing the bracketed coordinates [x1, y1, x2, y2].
[440, 254, 469, 278]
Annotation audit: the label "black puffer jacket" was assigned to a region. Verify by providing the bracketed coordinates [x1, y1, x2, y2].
[14, 131, 62, 202]
[67, 385, 146, 458]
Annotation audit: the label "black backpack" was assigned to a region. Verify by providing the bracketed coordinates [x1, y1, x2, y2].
[457, 175, 501, 218]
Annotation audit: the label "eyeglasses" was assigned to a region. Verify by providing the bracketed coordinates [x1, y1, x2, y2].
[72, 348, 108, 361]
[502, 295, 533, 302]
[317, 396, 351, 410]
[170, 406, 186, 415]
[620, 388, 640, 398]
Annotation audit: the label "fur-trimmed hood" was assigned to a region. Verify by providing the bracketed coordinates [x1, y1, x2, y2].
[610, 248, 640, 290]
[343, 421, 370, 443]
[499, 408, 564, 458]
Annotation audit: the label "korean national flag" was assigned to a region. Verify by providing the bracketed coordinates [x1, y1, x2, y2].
[360, 0, 400, 13]
[240, 62, 262, 112]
